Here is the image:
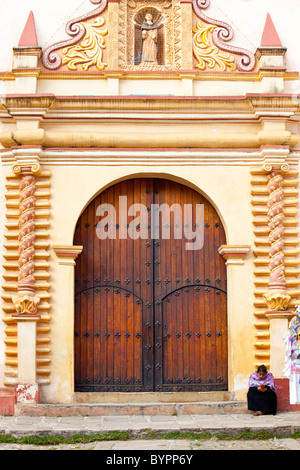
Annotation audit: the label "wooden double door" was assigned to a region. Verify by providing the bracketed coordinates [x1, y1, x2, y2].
[74, 178, 227, 392]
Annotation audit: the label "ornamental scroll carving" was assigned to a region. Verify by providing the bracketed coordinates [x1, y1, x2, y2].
[41, 0, 256, 73]
[192, 0, 255, 72]
[42, 0, 108, 70]
[62, 18, 108, 71]
[193, 20, 235, 72]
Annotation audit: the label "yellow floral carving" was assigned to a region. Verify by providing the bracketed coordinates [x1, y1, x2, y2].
[193, 21, 236, 71]
[62, 18, 108, 71]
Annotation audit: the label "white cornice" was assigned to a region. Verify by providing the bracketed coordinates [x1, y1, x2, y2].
[1, 147, 298, 166]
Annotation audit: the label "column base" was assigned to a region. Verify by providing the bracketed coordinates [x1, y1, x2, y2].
[275, 378, 300, 412]
[15, 383, 40, 404]
[265, 310, 294, 377]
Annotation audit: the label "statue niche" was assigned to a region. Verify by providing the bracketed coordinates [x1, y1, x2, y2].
[133, 9, 165, 67]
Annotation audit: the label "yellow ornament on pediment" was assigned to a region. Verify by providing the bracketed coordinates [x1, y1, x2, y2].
[62, 18, 108, 71]
[193, 20, 236, 72]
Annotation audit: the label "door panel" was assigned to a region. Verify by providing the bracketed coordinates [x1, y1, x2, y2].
[74, 178, 227, 392]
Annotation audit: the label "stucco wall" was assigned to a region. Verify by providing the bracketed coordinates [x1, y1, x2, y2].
[0, 0, 299, 401]
[40, 163, 255, 402]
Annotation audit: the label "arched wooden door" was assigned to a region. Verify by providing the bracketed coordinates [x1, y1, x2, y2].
[74, 178, 227, 392]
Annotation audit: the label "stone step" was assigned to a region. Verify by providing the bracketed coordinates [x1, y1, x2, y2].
[75, 391, 235, 404]
[0, 388, 15, 416]
[15, 400, 248, 417]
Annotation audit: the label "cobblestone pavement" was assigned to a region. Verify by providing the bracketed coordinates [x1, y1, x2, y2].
[0, 437, 300, 450]
[1, 412, 300, 436]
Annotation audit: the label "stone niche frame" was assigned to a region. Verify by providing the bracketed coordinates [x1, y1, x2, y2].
[119, 0, 182, 70]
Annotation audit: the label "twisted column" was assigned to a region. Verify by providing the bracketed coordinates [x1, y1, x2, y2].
[263, 163, 291, 311]
[12, 162, 41, 315]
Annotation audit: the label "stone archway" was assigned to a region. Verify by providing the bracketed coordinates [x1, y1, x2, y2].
[74, 177, 228, 392]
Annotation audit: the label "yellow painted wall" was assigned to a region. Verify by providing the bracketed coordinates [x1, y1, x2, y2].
[41, 163, 256, 403]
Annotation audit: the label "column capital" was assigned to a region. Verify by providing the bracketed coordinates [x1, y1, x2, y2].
[218, 245, 251, 265]
[262, 162, 289, 174]
[11, 147, 42, 176]
[12, 161, 41, 176]
[53, 245, 83, 266]
[259, 146, 290, 174]
[263, 291, 291, 312]
[12, 294, 40, 316]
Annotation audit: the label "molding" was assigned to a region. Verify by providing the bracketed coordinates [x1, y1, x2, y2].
[0, 70, 297, 83]
[256, 47, 287, 57]
[11, 314, 41, 322]
[13, 47, 42, 57]
[0, 93, 298, 109]
[265, 310, 294, 321]
[0, 130, 298, 150]
[33, 70, 298, 81]
[53, 245, 83, 266]
[218, 245, 251, 265]
[12, 68, 41, 79]
[1, 148, 299, 168]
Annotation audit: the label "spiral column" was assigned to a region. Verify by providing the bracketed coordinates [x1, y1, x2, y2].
[12, 162, 41, 314]
[261, 162, 295, 380]
[263, 163, 291, 311]
[11, 160, 41, 403]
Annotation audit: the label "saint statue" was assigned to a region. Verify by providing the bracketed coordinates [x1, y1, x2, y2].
[140, 13, 158, 65]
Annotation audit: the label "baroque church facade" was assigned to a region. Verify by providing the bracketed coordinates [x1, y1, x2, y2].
[0, 0, 300, 413]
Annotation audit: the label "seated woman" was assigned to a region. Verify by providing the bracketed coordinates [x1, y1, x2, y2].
[247, 365, 277, 416]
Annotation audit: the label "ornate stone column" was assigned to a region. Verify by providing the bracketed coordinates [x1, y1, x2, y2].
[263, 162, 291, 311]
[262, 161, 293, 379]
[11, 156, 41, 404]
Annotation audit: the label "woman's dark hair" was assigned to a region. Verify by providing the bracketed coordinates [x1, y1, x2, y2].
[257, 365, 267, 374]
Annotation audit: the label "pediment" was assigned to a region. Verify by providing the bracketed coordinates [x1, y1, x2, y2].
[40, 0, 257, 73]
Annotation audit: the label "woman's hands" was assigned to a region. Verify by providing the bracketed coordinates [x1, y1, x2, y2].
[258, 383, 267, 392]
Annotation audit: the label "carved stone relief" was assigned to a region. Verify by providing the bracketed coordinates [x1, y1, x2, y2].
[42, 0, 108, 71]
[41, 0, 256, 73]
[193, 20, 236, 71]
[61, 18, 108, 71]
[192, 0, 255, 72]
[119, 0, 182, 71]
[134, 9, 164, 66]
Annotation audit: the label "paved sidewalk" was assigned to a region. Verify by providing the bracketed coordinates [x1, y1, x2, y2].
[0, 437, 300, 451]
[0, 411, 300, 438]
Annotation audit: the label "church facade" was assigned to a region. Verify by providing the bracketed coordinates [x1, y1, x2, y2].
[0, 0, 300, 412]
